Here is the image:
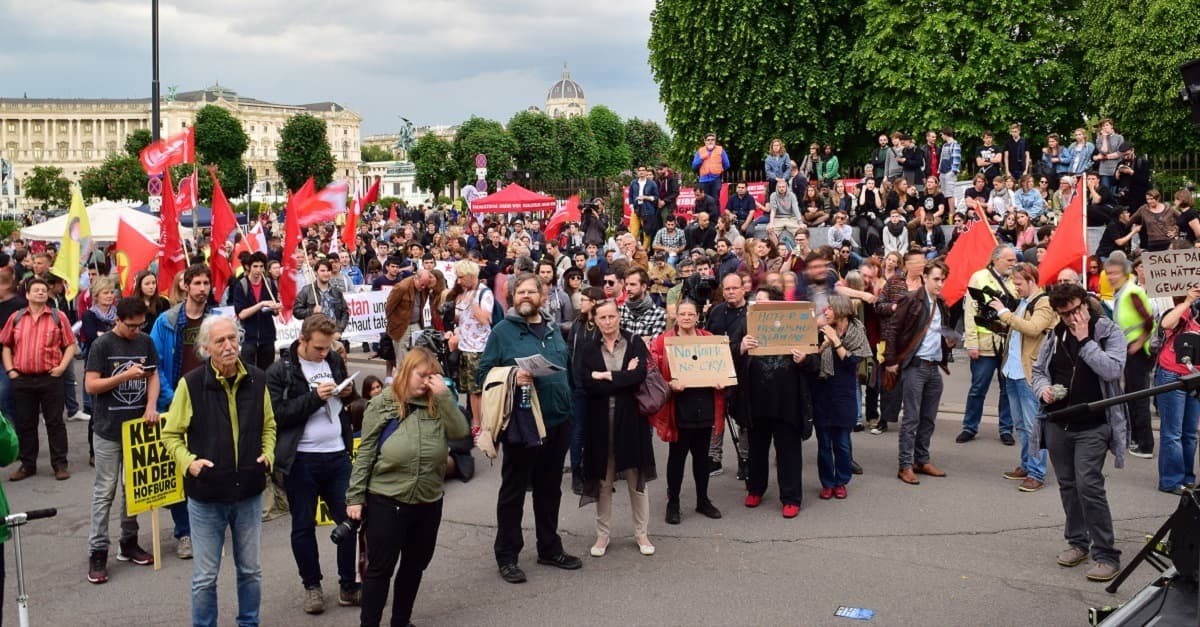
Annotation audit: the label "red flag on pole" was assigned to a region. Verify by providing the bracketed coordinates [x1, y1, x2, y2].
[279, 178, 315, 321]
[387, 202, 397, 223]
[942, 217, 999, 307]
[208, 168, 239, 302]
[1038, 178, 1088, 286]
[175, 171, 198, 213]
[343, 178, 379, 250]
[139, 127, 195, 175]
[294, 180, 349, 228]
[544, 195, 580, 242]
[115, 216, 160, 296]
[157, 170, 187, 295]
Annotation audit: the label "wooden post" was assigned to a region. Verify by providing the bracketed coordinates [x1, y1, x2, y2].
[151, 507, 161, 571]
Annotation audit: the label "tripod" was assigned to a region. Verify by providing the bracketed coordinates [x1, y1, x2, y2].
[4, 508, 58, 627]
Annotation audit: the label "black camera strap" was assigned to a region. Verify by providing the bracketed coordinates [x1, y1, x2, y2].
[988, 266, 1015, 301]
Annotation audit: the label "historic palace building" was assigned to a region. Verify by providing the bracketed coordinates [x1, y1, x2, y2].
[0, 84, 361, 199]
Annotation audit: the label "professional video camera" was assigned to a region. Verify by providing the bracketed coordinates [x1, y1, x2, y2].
[682, 274, 719, 310]
[968, 284, 1019, 333]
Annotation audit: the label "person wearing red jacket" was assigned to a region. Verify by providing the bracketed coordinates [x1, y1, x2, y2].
[649, 300, 725, 525]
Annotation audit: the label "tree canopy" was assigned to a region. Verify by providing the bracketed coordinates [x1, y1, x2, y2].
[587, 105, 632, 176]
[23, 166, 71, 209]
[508, 110, 564, 180]
[450, 117, 517, 190]
[361, 144, 393, 163]
[276, 113, 336, 192]
[409, 132, 456, 197]
[626, 118, 671, 169]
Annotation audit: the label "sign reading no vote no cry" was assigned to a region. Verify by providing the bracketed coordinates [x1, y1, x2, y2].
[1143, 249, 1200, 298]
[664, 336, 738, 388]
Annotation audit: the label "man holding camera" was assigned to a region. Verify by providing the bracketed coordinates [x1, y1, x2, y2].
[266, 314, 358, 614]
[956, 245, 1017, 445]
[705, 274, 749, 478]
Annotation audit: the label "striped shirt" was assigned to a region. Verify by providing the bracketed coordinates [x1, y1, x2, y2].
[0, 306, 76, 374]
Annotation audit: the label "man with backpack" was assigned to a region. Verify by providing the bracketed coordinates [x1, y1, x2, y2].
[229, 252, 282, 371]
[384, 269, 436, 366]
[265, 314, 358, 614]
[445, 259, 497, 441]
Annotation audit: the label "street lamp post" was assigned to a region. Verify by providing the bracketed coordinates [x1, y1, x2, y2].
[151, 0, 160, 141]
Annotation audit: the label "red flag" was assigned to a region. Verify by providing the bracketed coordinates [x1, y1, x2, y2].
[176, 171, 198, 213]
[157, 170, 187, 295]
[343, 178, 379, 250]
[139, 128, 194, 175]
[943, 218, 999, 307]
[115, 215, 160, 296]
[279, 179, 314, 322]
[544, 195, 580, 242]
[1038, 178, 1088, 286]
[232, 222, 265, 260]
[387, 202, 397, 223]
[208, 168, 239, 302]
[294, 180, 349, 228]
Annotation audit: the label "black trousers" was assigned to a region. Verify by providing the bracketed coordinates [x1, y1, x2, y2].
[11, 374, 67, 471]
[360, 494, 442, 627]
[864, 382, 880, 425]
[1124, 349, 1154, 452]
[747, 416, 804, 507]
[239, 342, 277, 371]
[667, 426, 712, 503]
[494, 421, 569, 566]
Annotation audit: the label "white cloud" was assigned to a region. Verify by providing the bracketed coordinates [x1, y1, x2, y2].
[0, 0, 664, 133]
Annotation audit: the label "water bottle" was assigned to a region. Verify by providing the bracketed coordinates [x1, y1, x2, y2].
[519, 384, 532, 410]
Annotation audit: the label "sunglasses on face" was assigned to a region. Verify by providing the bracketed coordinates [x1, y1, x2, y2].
[604, 280, 617, 286]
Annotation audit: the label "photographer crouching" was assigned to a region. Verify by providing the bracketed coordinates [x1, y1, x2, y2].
[346, 347, 467, 627]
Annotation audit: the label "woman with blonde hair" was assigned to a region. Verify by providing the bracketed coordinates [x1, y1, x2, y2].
[765, 138, 790, 184]
[168, 269, 187, 306]
[347, 347, 467, 627]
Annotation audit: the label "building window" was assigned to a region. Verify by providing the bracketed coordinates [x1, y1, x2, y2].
[82, 142, 93, 160]
[58, 142, 69, 159]
[392, 183, 400, 195]
[342, 141, 349, 160]
[6, 123, 14, 133]
[83, 121, 92, 133]
[107, 121, 117, 133]
[33, 122, 42, 132]
[181, 121, 187, 128]
[250, 125, 255, 132]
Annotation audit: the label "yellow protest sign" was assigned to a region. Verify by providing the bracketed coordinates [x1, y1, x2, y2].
[664, 336, 738, 388]
[316, 437, 361, 526]
[746, 301, 820, 355]
[123, 418, 186, 515]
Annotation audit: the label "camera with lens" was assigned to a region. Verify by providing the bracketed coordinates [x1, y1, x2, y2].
[330, 518, 360, 545]
[682, 274, 718, 309]
[968, 285, 1018, 333]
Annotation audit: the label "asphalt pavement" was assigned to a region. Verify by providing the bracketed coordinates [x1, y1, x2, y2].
[0, 351, 1182, 626]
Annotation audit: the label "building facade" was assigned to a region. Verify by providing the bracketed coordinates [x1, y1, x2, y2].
[0, 84, 361, 206]
[545, 65, 586, 119]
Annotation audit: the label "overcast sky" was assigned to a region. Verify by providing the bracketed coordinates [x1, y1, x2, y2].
[1, 0, 665, 135]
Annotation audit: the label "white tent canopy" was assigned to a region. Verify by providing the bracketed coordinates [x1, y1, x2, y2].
[19, 201, 194, 243]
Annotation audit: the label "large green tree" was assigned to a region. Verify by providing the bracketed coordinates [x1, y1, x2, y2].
[409, 132, 456, 197]
[361, 144, 393, 162]
[451, 117, 516, 189]
[851, 0, 1082, 151]
[124, 128, 153, 156]
[193, 105, 250, 199]
[23, 166, 71, 209]
[276, 113, 336, 192]
[507, 111, 563, 180]
[587, 105, 632, 176]
[80, 156, 146, 203]
[625, 118, 672, 170]
[1079, 0, 1200, 153]
[649, 0, 864, 171]
[555, 116, 600, 180]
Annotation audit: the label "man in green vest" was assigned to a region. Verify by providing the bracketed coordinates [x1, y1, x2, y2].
[1105, 252, 1155, 458]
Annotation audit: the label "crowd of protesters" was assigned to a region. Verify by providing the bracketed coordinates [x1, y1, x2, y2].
[0, 117, 1197, 624]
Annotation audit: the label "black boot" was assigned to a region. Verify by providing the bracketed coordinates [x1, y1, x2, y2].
[736, 458, 748, 481]
[696, 499, 722, 519]
[665, 499, 681, 525]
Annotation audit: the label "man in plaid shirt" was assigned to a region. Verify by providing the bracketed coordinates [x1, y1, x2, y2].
[619, 267, 666, 345]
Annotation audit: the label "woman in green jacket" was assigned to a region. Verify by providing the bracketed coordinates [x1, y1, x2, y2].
[0, 410, 19, 610]
[346, 347, 467, 627]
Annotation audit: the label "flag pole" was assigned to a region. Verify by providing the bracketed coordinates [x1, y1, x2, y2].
[1081, 176, 1088, 287]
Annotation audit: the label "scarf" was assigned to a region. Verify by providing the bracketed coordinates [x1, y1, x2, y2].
[820, 318, 871, 379]
[624, 294, 654, 317]
[90, 303, 117, 325]
[886, 221, 907, 237]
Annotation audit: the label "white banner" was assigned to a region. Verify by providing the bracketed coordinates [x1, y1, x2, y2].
[216, 290, 393, 350]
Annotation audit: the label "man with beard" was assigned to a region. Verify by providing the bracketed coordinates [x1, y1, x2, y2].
[384, 269, 436, 366]
[619, 268, 666, 346]
[478, 274, 580, 584]
[687, 211, 717, 252]
[957, 246, 1017, 445]
[655, 163, 680, 232]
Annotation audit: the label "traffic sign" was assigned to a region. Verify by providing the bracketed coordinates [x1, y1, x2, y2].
[475, 154, 487, 168]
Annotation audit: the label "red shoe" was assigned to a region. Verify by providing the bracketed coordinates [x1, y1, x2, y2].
[833, 486, 847, 499]
[744, 494, 762, 508]
[818, 487, 833, 500]
[782, 504, 800, 518]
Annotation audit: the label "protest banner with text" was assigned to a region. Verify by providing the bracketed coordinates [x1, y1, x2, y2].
[745, 301, 820, 355]
[1143, 249, 1200, 298]
[123, 418, 186, 515]
[664, 336, 738, 388]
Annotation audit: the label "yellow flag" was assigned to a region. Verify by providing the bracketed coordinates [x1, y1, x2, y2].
[50, 186, 92, 301]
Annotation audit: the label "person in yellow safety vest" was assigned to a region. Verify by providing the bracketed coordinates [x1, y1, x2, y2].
[1104, 252, 1155, 459]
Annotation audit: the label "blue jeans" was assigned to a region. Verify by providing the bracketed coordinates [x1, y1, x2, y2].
[62, 362, 79, 415]
[188, 494, 263, 627]
[1006, 377, 1047, 482]
[815, 426, 853, 488]
[699, 179, 722, 201]
[282, 452, 356, 590]
[961, 355, 1012, 436]
[1156, 369, 1200, 491]
[0, 368, 15, 423]
[169, 501, 190, 538]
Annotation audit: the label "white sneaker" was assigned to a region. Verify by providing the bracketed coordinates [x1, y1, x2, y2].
[67, 411, 91, 422]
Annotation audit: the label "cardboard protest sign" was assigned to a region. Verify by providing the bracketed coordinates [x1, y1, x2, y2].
[1143, 249, 1200, 298]
[664, 336, 738, 388]
[746, 301, 820, 355]
[316, 437, 361, 526]
[123, 418, 186, 515]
